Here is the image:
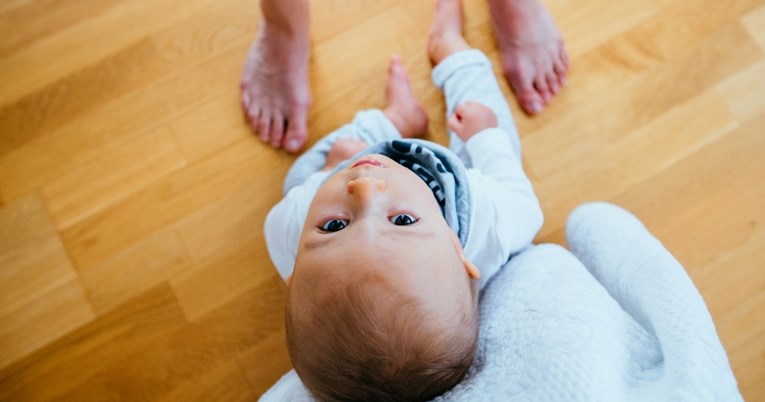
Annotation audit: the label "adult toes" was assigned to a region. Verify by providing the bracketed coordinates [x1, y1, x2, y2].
[241, 91, 251, 112]
[283, 113, 308, 154]
[261, 112, 281, 148]
[257, 110, 273, 146]
[247, 106, 267, 141]
[517, 86, 544, 115]
[283, 125, 307, 154]
[270, 112, 286, 148]
[554, 61, 568, 87]
[534, 74, 552, 104]
[547, 71, 560, 95]
[559, 46, 570, 70]
[503, 63, 542, 115]
[554, 49, 569, 83]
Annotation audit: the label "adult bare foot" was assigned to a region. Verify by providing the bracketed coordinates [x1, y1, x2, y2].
[427, 0, 471, 65]
[489, 0, 568, 115]
[241, 23, 311, 153]
[383, 55, 429, 138]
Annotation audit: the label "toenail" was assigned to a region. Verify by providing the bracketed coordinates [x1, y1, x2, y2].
[530, 101, 542, 113]
[287, 138, 301, 151]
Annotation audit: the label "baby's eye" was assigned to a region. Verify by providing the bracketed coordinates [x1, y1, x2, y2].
[319, 219, 348, 232]
[390, 213, 417, 226]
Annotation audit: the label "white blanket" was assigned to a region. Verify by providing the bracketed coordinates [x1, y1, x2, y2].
[258, 203, 741, 401]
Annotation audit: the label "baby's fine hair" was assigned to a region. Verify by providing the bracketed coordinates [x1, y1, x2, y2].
[285, 269, 478, 402]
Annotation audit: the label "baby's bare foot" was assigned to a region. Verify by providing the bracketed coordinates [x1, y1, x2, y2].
[241, 24, 311, 153]
[383, 55, 428, 138]
[428, 0, 470, 65]
[489, 0, 568, 115]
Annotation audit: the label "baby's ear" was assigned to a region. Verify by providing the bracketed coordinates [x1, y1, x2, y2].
[451, 232, 480, 280]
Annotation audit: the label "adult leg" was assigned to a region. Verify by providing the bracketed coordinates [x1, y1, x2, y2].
[241, 0, 311, 153]
[489, 0, 568, 115]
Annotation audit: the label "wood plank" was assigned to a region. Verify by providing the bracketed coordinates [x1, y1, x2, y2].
[170, 243, 279, 322]
[520, 0, 764, 134]
[59, 139, 289, 271]
[78, 227, 192, 316]
[0, 38, 171, 154]
[641, 0, 762, 59]
[0, 194, 94, 369]
[0, 0, 265, 203]
[527, 20, 762, 154]
[0, 194, 76, 314]
[310, 0, 398, 44]
[0, 0, 218, 106]
[743, 3, 765, 48]
[52, 276, 285, 401]
[168, 91, 253, 162]
[0, 0, 39, 15]
[0, 277, 94, 371]
[555, 0, 659, 57]
[527, 22, 761, 238]
[40, 123, 187, 229]
[237, 327, 292, 398]
[532, 90, 737, 241]
[715, 59, 765, 123]
[0, 0, 125, 57]
[150, 0, 256, 65]
[0, 284, 186, 401]
[0, 43, 245, 204]
[309, 5, 423, 134]
[172, 168, 284, 265]
[159, 360, 257, 402]
[612, 113, 765, 270]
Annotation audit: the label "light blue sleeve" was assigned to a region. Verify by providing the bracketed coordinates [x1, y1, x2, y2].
[264, 171, 329, 280]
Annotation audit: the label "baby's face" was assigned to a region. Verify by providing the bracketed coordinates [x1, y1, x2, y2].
[291, 153, 477, 305]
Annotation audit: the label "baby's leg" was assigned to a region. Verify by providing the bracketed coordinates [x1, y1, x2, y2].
[283, 57, 428, 193]
[428, 0, 521, 160]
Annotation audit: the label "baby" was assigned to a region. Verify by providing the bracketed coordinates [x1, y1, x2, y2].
[264, 0, 543, 400]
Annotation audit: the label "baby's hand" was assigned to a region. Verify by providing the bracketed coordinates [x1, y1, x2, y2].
[447, 101, 498, 142]
[323, 138, 368, 170]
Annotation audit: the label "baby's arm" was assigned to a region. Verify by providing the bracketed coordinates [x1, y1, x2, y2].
[264, 171, 327, 281]
[453, 102, 543, 286]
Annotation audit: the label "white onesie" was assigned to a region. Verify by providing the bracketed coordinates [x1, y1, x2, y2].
[265, 49, 543, 288]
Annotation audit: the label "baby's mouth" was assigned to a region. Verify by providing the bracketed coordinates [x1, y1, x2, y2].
[351, 159, 386, 169]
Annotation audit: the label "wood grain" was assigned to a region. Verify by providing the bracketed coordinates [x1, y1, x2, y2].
[1, 0, 763, 400]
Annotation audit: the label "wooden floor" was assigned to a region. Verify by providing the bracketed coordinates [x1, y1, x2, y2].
[1, 0, 764, 400]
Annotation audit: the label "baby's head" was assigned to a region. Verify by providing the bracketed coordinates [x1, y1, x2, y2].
[285, 153, 481, 401]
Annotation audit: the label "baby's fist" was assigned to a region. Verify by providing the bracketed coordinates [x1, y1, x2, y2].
[447, 101, 498, 142]
[324, 138, 368, 170]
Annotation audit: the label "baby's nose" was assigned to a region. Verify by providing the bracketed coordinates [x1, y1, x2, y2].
[347, 177, 386, 202]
